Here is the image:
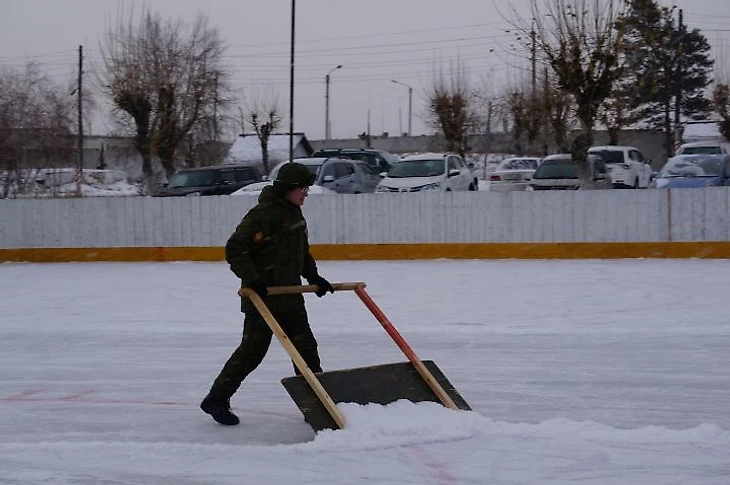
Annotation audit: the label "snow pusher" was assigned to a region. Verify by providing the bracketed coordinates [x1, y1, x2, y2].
[239, 282, 472, 432]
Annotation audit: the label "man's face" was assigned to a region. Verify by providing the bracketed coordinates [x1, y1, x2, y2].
[284, 186, 309, 206]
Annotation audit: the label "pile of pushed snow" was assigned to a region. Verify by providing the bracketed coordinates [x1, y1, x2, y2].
[300, 400, 486, 451]
[293, 399, 730, 453]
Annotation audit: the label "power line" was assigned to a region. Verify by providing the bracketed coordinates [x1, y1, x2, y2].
[225, 21, 509, 50]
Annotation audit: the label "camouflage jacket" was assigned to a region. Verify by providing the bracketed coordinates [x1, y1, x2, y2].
[225, 185, 319, 292]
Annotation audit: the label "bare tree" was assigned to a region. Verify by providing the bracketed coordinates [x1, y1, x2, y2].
[713, 83, 730, 141]
[243, 91, 283, 174]
[426, 61, 478, 157]
[101, 8, 228, 194]
[539, 68, 574, 154]
[507, 89, 529, 155]
[513, 0, 627, 186]
[0, 63, 75, 198]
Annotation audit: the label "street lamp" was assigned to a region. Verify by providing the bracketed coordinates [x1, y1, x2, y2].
[288, 0, 296, 161]
[325, 64, 342, 139]
[391, 79, 413, 136]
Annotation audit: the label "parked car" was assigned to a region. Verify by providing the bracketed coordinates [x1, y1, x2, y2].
[587, 145, 652, 188]
[649, 154, 730, 188]
[675, 141, 730, 156]
[375, 153, 473, 193]
[528, 154, 612, 190]
[488, 157, 541, 191]
[310, 148, 400, 175]
[154, 165, 262, 197]
[233, 182, 336, 197]
[230, 158, 333, 196]
[231, 157, 381, 195]
[318, 157, 382, 193]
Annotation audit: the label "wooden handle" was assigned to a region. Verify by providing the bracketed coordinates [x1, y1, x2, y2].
[239, 282, 365, 297]
[353, 285, 459, 410]
[245, 291, 347, 429]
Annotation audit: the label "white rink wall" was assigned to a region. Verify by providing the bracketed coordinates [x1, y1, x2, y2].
[1, 189, 729, 249]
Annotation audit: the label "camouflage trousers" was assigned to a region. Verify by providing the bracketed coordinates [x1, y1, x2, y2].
[209, 299, 321, 400]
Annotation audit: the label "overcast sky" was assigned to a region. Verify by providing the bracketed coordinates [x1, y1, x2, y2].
[1, 0, 728, 141]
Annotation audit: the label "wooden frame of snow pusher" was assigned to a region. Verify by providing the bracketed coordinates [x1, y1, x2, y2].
[239, 282, 471, 432]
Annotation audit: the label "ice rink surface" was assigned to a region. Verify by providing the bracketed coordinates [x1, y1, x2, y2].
[1, 259, 729, 484]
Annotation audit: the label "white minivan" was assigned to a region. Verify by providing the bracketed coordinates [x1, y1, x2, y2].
[375, 153, 474, 193]
[587, 145, 653, 188]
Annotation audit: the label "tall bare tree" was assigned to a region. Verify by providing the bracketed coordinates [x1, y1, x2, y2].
[713, 83, 730, 141]
[102, 9, 228, 193]
[507, 89, 529, 155]
[540, 69, 574, 153]
[0, 63, 75, 198]
[243, 91, 283, 174]
[426, 61, 478, 157]
[514, 0, 627, 185]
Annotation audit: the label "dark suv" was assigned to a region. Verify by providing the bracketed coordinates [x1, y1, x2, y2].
[310, 148, 400, 174]
[155, 165, 262, 196]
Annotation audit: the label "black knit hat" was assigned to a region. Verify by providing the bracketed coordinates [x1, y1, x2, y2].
[274, 162, 316, 188]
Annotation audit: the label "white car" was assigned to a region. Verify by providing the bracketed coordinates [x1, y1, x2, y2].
[675, 141, 730, 156]
[230, 159, 337, 196]
[376, 153, 473, 193]
[587, 145, 652, 188]
[488, 157, 541, 191]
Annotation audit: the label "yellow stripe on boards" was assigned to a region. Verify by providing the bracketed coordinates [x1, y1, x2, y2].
[2, 242, 730, 263]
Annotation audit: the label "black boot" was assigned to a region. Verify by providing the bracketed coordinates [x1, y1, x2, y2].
[200, 393, 240, 425]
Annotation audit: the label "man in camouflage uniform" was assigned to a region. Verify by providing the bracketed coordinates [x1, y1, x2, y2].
[201, 162, 334, 425]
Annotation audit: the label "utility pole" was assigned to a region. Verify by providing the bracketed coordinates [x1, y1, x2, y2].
[76, 45, 83, 197]
[288, 0, 295, 162]
[366, 108, 372, 148]
[407, 85, 412, 136]
[398, 104, 403, 135]
[674, 9, 684, 149]
[213, 72, 219, 143]
[531, 22, 537, 102]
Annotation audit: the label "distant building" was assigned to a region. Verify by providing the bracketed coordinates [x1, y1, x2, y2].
[224, 133, 314, 166]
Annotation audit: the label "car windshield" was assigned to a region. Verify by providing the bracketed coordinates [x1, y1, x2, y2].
[388, 159, 444, 178]
[168, 170, 216, 188]
[303, 164, 322, 176]
[657, 155, 722, 178]
[532, 159, 578, 179]
[499, 159, 539, 171]
[590, 150, 624, 164]
[359, 162, 381, 177]
[341, 152, 378, 165]
[679, 145, 722, 155]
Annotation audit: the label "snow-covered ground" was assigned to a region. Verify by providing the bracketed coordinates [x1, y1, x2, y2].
[1, 259, 728, 484]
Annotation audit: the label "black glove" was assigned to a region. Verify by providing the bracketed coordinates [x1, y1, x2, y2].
[247, 279, 268, 298]
[308, 275, 334, 298]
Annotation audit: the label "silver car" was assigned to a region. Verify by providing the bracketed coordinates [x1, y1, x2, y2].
[230, 157, 381, 195]
[317, 158, 382, 193]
